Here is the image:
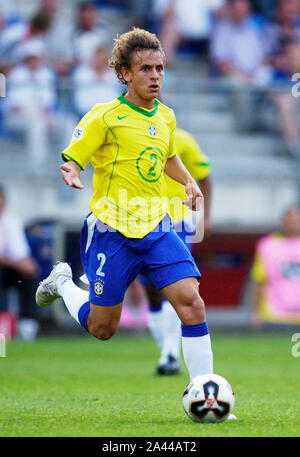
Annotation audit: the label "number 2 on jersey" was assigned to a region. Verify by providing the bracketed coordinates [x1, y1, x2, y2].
[147, 153, 158, 177]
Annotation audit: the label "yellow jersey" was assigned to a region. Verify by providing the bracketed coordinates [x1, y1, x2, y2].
[165, 128, 211, 224]
[62, 94, 176, 238]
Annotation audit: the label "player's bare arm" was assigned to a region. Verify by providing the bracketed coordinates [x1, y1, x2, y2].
[60, 160, 84, 190]
[199, 175, 212, 236]
[164, 155, 203, 211]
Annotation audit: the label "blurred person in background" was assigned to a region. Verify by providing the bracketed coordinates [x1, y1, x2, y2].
[264, 0, 300, 60]
[36, 0, 74, 77]
[125, 128, 212, 375]
[251, 206, 300, 326]
[0, 12, 51, 74]
[211, 0, 266, 84]
[0, 186, 40, 340]
[0, 0, 22, 74]
[3, 39, 74, 173]
[210, 0, 268, 130]
[3, 39, 57, 171]
[71, 1, 109, 65]
[264, 0, 300, 156]
[157, 0, 226, 67]
[72, 44, 120, 118]
[269, 39, 300, 157]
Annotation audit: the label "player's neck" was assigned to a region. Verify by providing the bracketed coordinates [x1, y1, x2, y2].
[124, 91, 156, 110]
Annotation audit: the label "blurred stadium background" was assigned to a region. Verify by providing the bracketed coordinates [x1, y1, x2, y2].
[1, 0, 300, 339]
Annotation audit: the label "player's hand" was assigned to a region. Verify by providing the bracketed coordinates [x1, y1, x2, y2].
[60, 163, 84, 190]
[183, 181, 203, 211]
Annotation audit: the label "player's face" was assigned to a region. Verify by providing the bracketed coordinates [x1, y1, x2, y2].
[123, 50, 164, 107]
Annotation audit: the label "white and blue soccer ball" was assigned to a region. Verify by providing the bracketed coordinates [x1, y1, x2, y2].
[182, 374, 235, 423]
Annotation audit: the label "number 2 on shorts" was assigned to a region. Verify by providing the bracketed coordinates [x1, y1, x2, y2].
[96, 253, 106, 277]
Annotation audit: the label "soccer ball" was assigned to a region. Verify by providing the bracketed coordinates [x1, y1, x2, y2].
[182, 374, 235, 423]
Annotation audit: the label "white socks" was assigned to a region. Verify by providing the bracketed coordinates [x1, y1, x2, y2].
[181, 323, 213, 379]
[148, 306, 164, 350]
[56, 277, 89, 324]
[160, 300, 181, 361]
[148, 300, 181, 362]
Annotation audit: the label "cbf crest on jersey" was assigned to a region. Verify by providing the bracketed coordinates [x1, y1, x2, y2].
[149, 126, 156, 137]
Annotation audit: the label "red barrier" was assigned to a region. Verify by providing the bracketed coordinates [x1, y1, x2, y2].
[192, 233, 262, 308]
[0, 311, 18, 339]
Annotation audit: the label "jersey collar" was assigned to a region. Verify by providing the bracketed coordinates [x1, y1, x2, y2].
[118, 93, 159, 117]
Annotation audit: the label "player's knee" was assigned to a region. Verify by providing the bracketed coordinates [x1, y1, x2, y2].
[177, 290, 206, 323]
[180, 288, 204, 309]
[89, 324, 116, 341]
[194, 295, 206, 320]
[95, 328, 115, 341]
[189, 293, 205, 317]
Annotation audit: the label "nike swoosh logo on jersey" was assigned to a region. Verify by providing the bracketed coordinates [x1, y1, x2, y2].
[117, 115, 129, 120]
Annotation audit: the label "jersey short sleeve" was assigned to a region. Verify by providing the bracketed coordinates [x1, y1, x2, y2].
[176, 129, 211, 181]
[62, 104, 107, 170]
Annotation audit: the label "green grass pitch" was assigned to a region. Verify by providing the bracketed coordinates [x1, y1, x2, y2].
[0, 333, 300, 437]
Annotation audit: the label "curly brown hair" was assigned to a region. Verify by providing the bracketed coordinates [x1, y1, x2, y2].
[108, 28, 165, 85]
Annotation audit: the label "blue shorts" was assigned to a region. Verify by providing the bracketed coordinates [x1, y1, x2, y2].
[173, 220, 195, 251]
[80, 213, 201, 306]
[139, 219, 196, 287]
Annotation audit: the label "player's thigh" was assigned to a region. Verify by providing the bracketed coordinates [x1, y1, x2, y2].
[88, 302, 123, 339]
[80, 216, 140, 306]
[160, 277, 206, 324]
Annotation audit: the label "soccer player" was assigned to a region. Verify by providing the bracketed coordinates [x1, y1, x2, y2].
[35, 28, 213, 381]
[139, 127, 212, 375]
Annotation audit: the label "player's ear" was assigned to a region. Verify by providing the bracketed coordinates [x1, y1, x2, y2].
[121, 67, 131, 84]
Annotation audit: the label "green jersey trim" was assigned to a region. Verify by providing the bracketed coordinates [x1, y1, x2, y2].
[61, 153, 84, 171]
[102, 101, 122, 197]
[118, 94, 159, 117]
[193, 161, 211, 167]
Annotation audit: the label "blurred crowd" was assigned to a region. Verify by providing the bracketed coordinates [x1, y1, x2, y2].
[0, 0, 300, 156]
[1, 0, 300, 336]
[2, 0, 300, 81]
